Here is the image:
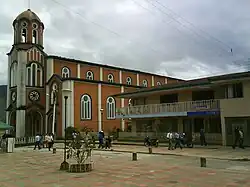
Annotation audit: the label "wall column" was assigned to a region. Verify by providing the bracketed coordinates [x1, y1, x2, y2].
[6, 55, 11, 124]
[16, 50, 27, 137]
[98, 83, 102, 131]
[45, 85, 49, 133]
[120, 86, 125, 131]
[220, 116, 226, 146]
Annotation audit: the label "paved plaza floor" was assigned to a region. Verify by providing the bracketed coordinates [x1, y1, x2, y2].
[0, 147, 250, 186]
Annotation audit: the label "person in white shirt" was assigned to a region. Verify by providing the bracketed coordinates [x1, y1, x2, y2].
[167, 131, 173, 150]
[47, 134, 54, 151]
[34, 134, 41, 150]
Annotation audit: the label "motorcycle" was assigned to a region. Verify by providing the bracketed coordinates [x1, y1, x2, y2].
[144, 136, 159, 147]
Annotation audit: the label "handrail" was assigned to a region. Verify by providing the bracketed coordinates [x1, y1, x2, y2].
[116, 99, 220, 116]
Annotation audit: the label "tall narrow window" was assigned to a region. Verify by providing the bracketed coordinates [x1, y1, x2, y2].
[32, 30, 37, 44]
[31, 63, 37, 86]
[27, 67, 31, 86]
[106, 97, 116, 119]
[21, 29, 27, 43]
[81, 94, 92, 120]
[62, 67, 70, 78]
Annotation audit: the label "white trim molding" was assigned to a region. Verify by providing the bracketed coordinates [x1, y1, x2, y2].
[77, 64, 80, 78]
[46, 58, 54, 82]
[136, 73, 139, 86]
[165, 78, 168, 84]
[100, 67, 103, 81]
[98, 83, 102, 131]
[119, 70, 122, 84]
[151, 76, 155, 87]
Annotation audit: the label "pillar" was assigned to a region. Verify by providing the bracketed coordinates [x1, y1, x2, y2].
[178, 118, 183, 132]
[220, 116, 226, 146]
[121, 86, 125, 131]
[6, 55, 11, 124]
[98, 83, 102, 131]
[16, 50, 27, 137]
[131, 120, 136, 132]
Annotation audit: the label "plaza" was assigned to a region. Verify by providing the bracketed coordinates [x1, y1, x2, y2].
[0, 146, 250, 187]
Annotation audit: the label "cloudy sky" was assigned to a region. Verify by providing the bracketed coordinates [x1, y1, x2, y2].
[0, 0, 250, 84]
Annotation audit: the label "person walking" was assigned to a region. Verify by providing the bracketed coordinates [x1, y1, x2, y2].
[47, 133, 53, 151]
[167, 131, 173, 150]
[200, 128, 207, 146]
[34, 134, 41, 150]
[232, 127, 240, 149]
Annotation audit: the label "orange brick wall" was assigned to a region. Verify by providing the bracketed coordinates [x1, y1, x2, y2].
[74, 82, 98, 131]
[103, 68, 119, 83]
[80, 64, 100, 80]
[139, 74, 152, 87]
[122, 71, 137, 85]
[54, 59, 77, 78]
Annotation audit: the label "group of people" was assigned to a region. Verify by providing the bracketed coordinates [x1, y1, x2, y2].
[98, 130, 112, 149]
[34, 133, 54, 151]
[166, 128, 207, 150]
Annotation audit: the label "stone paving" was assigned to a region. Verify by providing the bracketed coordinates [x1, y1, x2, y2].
[0, 147, 250, 186]
[51, 143, 250, 160]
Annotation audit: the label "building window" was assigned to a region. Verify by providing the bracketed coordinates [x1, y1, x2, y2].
[126, 77, 132, 85]
[108, 74, 114, 83]
[142, 79, 148, 87]
[157, 82, 161, 86]
[10, 62, 17, 87]
[106, 97, 116, 119]
[21, 22, 27, 43]
[86, 71, 94, 80]
[225, 83, 243, 98]
[62, 67, 70, 78]
[81, 94, 92, 120]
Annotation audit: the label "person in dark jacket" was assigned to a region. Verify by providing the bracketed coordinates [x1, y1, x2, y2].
[232, 127, 240, 149]
[98, 131, 104, 149]
[200, 129, 207, 146]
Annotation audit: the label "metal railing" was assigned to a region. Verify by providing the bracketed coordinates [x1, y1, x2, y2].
[116, 99, 220, 116]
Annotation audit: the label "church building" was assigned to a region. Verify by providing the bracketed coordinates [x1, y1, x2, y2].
[6, 9, 181, 138]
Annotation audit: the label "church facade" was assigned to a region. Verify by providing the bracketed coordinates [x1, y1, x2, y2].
[6, 9, 181, 138]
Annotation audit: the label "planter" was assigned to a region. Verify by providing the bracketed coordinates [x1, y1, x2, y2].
[68, 162, 94, 173]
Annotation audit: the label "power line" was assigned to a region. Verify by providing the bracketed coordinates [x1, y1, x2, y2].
[150, 0, 232, 50]
[47, 0, 248, 78]
[143, 0, 232, 55]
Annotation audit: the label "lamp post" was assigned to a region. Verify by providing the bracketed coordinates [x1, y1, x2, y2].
[60, 96, 69, 170]
[100, 108, 104, 131]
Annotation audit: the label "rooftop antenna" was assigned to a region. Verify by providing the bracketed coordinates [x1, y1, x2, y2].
[28, 0, 31, 9]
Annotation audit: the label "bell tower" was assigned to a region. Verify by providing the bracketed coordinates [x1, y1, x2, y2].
[6, 9, 45, 137]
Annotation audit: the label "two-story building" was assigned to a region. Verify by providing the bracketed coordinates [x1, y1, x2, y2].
[113, 71, 250, 146]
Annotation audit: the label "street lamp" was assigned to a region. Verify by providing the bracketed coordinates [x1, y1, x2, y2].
[100, 108, 104, 131]
[60, 96, 69, 170]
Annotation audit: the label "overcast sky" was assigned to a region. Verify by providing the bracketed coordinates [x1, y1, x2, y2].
[0, 0, 250, 84]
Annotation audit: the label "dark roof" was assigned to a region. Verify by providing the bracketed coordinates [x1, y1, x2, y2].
[112, 71, 250, 98]
[46, 55, 183, 81]
[15, 9, 41, 22]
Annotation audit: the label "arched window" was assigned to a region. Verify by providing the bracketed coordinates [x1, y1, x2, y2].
[107, 74, 114, 83]
[86, 71, 94, 80]
[126, 77, 132, 85]
[32, 24, 38, 44]
[31, 63, 37, 86]
[10, 62, 17, 87]
[21, 22, 27, 43]
[26, 67, 31, 86]
[157, 81, 161, 86]
[142, 79, 148, 87]
[106, 97, 116, 119]
[81, 94, 92, 120]
[62, 67, 70, 78]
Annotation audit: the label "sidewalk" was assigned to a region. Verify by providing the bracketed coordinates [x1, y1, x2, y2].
[35, 143, 250, 161]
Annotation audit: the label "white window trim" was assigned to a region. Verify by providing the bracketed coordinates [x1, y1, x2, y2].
[62, 67, 70, 78]
[86, 71, 94, 80]
[108, 74, 114, 83]
[106, 97, 116, 119]
[81, 95, 92, 120]
[142, 79, 148, 87]
[126, 77, 132, 85]
[157, 81, 161, 86]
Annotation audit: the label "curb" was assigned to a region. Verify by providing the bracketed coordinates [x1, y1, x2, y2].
[26, 146, 249, 162]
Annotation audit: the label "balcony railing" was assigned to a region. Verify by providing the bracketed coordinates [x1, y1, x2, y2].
[116, 99, 220, 117]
